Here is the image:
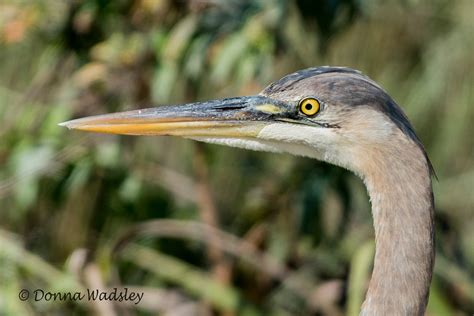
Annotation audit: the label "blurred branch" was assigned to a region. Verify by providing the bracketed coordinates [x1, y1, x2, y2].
[434, 255, 474, 305]
[114, 286, 203, 315]
[120, 243, 261, 316]
[112, 219, 320, 307]
[68, 249, 210, 315]
[83, 263, 116, 316]
[113, 219, 287, 280]
[194, 143, 233, 290]
[346, 240, 374, 316]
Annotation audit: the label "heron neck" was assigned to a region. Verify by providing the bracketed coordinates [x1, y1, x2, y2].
[359, 140, 434, 315]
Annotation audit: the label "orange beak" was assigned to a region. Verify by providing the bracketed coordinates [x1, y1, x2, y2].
[60, 96, 288, 138]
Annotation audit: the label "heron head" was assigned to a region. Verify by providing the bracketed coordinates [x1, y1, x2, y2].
[60, 67, 424, 174]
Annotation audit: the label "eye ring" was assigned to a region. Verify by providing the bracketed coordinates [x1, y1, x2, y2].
[299, 97, 321, 116]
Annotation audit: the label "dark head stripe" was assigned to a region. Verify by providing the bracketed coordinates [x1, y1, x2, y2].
[263, 66, 366, 95]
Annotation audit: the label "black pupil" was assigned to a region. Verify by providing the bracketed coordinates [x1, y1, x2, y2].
[305, 103, 313, 110]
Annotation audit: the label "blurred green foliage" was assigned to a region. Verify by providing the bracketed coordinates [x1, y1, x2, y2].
[0, 0, 473, 315]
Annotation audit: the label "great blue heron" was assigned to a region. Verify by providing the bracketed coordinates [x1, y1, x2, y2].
[61, 66, 435, 315]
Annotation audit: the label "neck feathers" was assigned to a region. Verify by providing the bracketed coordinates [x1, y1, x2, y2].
[359, 133, 434, 315]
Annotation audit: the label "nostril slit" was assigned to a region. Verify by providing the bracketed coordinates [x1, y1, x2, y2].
[214, 104, 247, 111]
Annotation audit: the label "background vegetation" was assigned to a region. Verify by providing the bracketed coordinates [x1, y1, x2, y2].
[0, 0, 473, 315]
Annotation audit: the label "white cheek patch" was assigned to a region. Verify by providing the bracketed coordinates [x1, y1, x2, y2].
[257, 123, 335, 153]
[257, 123, 356, 171]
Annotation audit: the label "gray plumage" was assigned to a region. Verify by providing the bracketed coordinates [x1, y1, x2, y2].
[264, 66, 435, 175]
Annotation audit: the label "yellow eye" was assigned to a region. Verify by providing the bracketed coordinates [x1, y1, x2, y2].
[299, 97, 320, 116]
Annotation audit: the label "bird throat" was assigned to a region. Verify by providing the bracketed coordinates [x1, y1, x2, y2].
[358, 138, 434, 315]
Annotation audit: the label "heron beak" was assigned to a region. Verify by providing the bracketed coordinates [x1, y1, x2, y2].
[59, 96, 288, 138]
